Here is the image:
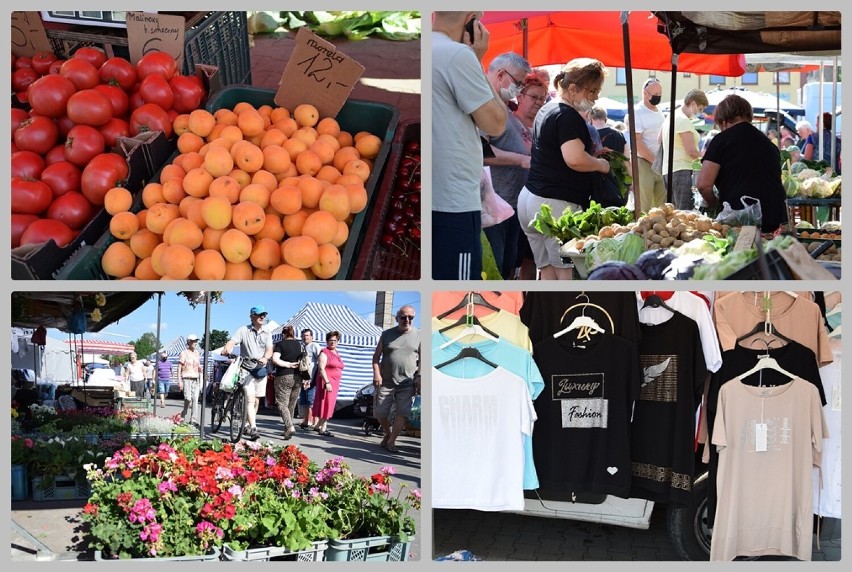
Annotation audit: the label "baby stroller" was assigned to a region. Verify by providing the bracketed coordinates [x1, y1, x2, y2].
[353, 383, 383, 436]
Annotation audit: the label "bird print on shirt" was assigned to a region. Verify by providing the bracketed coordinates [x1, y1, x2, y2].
[642, 358, 671, 388]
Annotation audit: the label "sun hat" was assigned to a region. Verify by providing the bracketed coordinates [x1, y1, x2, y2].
[187, 334, 199, 341]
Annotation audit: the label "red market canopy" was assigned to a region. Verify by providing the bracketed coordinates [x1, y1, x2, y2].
[64, 339, 135, 355]
[480, 11, 746, 76]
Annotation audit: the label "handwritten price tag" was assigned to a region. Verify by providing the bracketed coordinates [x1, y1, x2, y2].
[126, 11, 186, 68]
[11, 12, 52, 57]
[275, 27, 365, 119]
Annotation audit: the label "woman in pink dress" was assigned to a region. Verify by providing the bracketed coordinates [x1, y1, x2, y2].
[312, 331, 344, 437]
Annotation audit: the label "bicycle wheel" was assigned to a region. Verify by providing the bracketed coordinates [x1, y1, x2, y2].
[210, 390, 227, 433]
[229, 388, 246, 443]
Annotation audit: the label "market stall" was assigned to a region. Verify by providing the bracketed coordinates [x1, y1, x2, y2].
[11, 10, 421, 280]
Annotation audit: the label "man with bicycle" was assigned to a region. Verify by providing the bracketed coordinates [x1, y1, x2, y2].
[221, 305, 274, 440]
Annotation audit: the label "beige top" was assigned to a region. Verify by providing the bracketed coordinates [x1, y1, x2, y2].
[711, 377, 828, 561]
[178, 348, 202, 379]
[714, 292, 833, 366]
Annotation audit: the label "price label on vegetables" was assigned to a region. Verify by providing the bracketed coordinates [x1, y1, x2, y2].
[275, 27, 365, 119]
[11, 12, 52, 57]
[126, 12, 186, 68]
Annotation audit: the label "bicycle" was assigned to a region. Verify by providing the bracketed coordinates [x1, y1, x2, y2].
[209, 356, 252, 443]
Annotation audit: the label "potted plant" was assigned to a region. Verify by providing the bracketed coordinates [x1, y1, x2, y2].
[29, 436, 107, 500]
[11, 435, 34, 500]
[318, 458, 420, 561]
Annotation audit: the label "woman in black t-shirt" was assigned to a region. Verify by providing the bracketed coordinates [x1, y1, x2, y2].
[696, 94, 788, 232]
[271, 325, 303, 439]
[518, 58, 612, 280]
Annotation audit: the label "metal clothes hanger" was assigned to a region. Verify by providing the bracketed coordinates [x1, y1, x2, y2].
[439, 300, 500, 350]
[553, 293, 614, 341]
[434, 346, 498, 370]
[436, 292, 500, 320]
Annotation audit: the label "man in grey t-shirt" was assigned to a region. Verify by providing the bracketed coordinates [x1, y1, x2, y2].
[372, 305, 421, 454]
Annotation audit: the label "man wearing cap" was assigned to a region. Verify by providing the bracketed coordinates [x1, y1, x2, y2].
[634, 77, 667, 210]
[222, 306, 274, 440]
[178, 334, 203, 425]
[156, 350, 171, 408]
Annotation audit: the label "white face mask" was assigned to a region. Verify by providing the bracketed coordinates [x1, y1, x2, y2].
[500, 82, 522, 102]
[575, 97, 595, 113]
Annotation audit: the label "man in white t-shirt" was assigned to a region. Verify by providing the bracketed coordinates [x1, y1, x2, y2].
[633, 77, 666, 211]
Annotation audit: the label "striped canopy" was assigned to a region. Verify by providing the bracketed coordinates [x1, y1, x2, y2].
[64, 339, 135, 355]
[272, 303, 383, 402]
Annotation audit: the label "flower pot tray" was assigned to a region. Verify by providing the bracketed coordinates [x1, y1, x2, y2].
[93, 547, 220, 561]
[222, 540, 327, 561]
[325, 535, 413, 561]
[31, 475, 91, 502]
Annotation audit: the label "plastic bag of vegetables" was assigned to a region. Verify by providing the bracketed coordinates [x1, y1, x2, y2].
[585, 232, 645, 271]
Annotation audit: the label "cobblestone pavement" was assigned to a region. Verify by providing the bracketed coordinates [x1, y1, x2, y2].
[433, 508, 840, 561]
[11, 397, 421, 562]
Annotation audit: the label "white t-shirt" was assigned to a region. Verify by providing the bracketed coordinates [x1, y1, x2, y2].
[634, 103, 665, 158]
[124, 360, 146, 382]
[432, 367, 536, 511]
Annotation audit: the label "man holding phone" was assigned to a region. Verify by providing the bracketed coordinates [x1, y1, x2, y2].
[432, 11, 507, 280]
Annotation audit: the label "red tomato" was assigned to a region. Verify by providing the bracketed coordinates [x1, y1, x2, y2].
[41, 160, 83, 197]
[47, 191, 96, 230]
[26, 74, 77, 118]
[169, 74, 206, 113]
[12, 67, 40, 92]
[11, 177, 53, 215]
[11, 150, 45, 179]
[128, 87, 145, 112]
[20, 218, 76, 247]
[14, 56, 32, 69]
[94, 83, 129, 117]
[99, 57, 137, 91]
[56, 115, 76, 138]
[13, 116, 59, 155]
[136, 51, 177, 81]
[44, 144, 67, 165]
[48, 60, 65, 75]
[72, 47, 107, 70]
[59, 58, 100, 90]
[139, 74, 174, 110]
[98, 117, 132, 148]
[66, 89, 113, 127]
[80, 152, 129, 206]
[11, 214, 39, 248]
[64, 124, 107, 167]
[11, 108, 29, 139]
[31, 51, 59, 75]
[129, 103, 173, 138]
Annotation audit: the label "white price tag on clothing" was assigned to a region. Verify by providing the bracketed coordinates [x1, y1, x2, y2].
[755, 422, 768, 452]
[831, 384, 841, 412]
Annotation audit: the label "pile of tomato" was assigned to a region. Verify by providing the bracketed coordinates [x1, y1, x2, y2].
[11, 48, 207, 249]
[380, 139, 421, 255]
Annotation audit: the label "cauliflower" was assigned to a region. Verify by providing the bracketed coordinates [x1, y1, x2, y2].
[800, 177, 834, 198]
[796, 168, 821, 182]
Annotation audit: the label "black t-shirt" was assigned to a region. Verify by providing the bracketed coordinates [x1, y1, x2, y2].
[274, 339, 302, 375]
[702, 121, 788, 232]
[630, 313, 706, 505]
[597, 126, 626, 155]
[526, 100, 596, 207]
[705, 341, 823, 524]
[531, 333, 642, 499]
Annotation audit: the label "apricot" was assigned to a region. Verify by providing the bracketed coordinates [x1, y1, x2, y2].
[160, 244, 195, 279]
[209, 175, 242, 204]
[282, 209, 310, 237]
[133, 257, 161, 280]
[109, 211, 140, 241]
[333, 146, 361, 173]
[223, 260, 254, 280]
[270, 264, 310, 280]
[262, 145, 292, 174]
[194, 249, 228, 280]
[270, 184, 303, 216]
[343, 159, 371, 183]
[260, 128, 288, 149]
[237, 109, 265, 137]
[188, 109, 216, 138]
[311, 242, 341, 279]
[183, 167, 214, 198]
[293, 103, 319, 127]
[204, 145, 235, 178]
[177, 132, 204, 154]
[201, 196, 233, 230]
[331, 220, 349, 248]
[146, 203, 181, 234]
[301, 210, 339, 245]
[219, 228, 253, 263]
[202, 227, 226, 251]
[281, 235, 319, 269]
[251, 169, 278, 193]
[149, 242, 169, 276]
[129, 228, 161, 259]
[239, 183, 272, 210]
[316, 117, 341, 137]
[101, 241, 137, 278]
[142, 182, 166, 208]
[249, 237, 282, 271]
[292, 126, 318, 147]
[337, 131, 354, 149]
[345, 183, 368, 214]
[231, 140, 264, 173]
[254, 213, 286, 242]
[162, 177, 188, 204]
[104, 187, 133, 215]
[166, 218, 204, 250]
[318, 184, 351, 221]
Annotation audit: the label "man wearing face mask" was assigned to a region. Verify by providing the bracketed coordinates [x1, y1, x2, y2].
[634, 77, 667, 210]
[518, 57, 611, 281]
[659, 89, 708, 210]
[481, 52, 533, 279]
[432, 11, 507, 280]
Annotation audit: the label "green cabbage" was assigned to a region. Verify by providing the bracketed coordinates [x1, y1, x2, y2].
[782, 173, 800, 198]
[585, 232, 644, 271]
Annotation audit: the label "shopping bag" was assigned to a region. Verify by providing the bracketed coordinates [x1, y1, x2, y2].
[480, 167, 515, 228]
[219, 357, 242, 393]
[298, 350, 312, 381]
[715, 195, 762, 227]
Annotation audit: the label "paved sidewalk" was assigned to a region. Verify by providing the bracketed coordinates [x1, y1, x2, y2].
[11, 398, 421, 562]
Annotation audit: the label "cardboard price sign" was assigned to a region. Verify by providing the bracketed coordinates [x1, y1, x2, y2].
[275, 27, 365, 119]
[126, 11, 185, 69]
[11, 12, 52, 57]
[732, 226, 759, 251]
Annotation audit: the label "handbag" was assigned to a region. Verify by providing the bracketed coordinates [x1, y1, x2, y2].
[220, 357, 242, 393]
[590, 171, 627, 208]
[650, 141, 664, 175]
[298, 348, 312, 381]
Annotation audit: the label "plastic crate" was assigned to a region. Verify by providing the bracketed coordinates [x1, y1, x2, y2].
[726, 248, 795, 280]
[351, 121, 421, 279]
[221, 541, 328, 561]
[31, 475, 91, 502]
[324, 535, 413, 562]
[117, 397, 153, 414]
[207, 86, 400, 280]
[93, 547, 220, 561]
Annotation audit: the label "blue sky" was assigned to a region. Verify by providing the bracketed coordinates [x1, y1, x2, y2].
[48, 291, 421, 345]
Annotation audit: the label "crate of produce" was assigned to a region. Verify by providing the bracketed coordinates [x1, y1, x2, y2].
[725, 248, 795, 280]
[31, 475, 91, 502]
[206, 86, 399, 280]
[351, 121, 421, 280]
[12, 140, 152, 280]
[44, 11, 251, 85]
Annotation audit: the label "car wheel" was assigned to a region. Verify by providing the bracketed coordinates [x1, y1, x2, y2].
[667, 470, 711, 560]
